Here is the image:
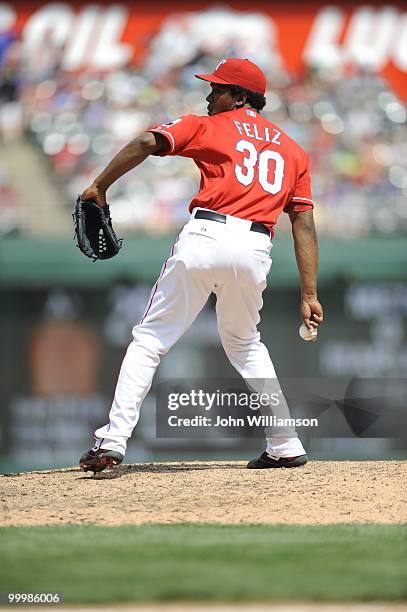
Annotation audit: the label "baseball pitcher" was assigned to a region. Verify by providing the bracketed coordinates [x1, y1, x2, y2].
[79, 58, 324, 473]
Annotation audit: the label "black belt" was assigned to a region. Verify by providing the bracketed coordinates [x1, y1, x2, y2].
[194, 209, 270, 236]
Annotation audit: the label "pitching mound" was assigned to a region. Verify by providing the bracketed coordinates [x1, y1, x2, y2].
[1, 461, 406, 527]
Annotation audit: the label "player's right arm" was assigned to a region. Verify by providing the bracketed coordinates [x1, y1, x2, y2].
[289, 209, 324, 331]
[81, 132, 169, 207]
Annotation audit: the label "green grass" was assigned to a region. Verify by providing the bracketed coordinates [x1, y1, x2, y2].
[0, 524, 406, 603]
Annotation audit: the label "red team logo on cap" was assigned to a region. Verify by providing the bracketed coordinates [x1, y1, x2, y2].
[216, 59, 227, 70]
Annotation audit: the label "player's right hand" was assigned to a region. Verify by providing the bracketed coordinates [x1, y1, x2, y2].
[81, 182, 107, 208]
[300, 298, 324, 331]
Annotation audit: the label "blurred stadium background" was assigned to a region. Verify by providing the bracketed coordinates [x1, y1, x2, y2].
[0, 0, 406, 471]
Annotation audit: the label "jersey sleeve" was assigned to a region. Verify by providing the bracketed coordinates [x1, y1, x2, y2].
[284, 154, 314, 213]
[147, 115, 206, 159]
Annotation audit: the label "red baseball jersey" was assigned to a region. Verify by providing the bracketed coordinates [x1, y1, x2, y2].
[149, 107, 313, 235]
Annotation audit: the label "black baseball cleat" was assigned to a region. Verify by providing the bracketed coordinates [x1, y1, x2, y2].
[79, 448, 123, 473]
[247, 451, 308, 469]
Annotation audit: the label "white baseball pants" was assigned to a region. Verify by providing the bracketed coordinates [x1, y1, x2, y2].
[94, 209, 306, 458]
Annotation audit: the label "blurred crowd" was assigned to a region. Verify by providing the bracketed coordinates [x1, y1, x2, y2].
[0, 25, 406, 238]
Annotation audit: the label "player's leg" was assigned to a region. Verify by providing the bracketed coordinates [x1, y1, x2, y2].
[214, 231, 307, 466]
[80, 231, 213, 470]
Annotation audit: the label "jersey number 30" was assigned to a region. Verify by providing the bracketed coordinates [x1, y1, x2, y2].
[234, 139, 284, 195]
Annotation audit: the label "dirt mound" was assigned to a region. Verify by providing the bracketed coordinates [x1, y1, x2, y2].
[1, 461, 406, 526]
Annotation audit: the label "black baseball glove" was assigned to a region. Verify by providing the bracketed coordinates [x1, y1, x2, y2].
[73, 196, 122, 261]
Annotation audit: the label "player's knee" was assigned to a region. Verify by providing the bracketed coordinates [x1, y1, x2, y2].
[219, 332, 259, 355]
[129, 329, 169, 357]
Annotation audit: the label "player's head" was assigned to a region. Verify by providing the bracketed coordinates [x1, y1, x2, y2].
[195, 58, 267, 115]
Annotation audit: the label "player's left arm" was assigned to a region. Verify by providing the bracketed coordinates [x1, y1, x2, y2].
[81, 132, 169, 207]
[289, 209, 324, 331]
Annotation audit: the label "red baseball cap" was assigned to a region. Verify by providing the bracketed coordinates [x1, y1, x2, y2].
[195, 58, 266, 95]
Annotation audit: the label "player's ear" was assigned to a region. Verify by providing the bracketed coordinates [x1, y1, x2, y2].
[235, 91, 248, 109]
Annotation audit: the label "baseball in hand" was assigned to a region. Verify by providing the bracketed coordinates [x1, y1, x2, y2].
[299, 323, 318, 342]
